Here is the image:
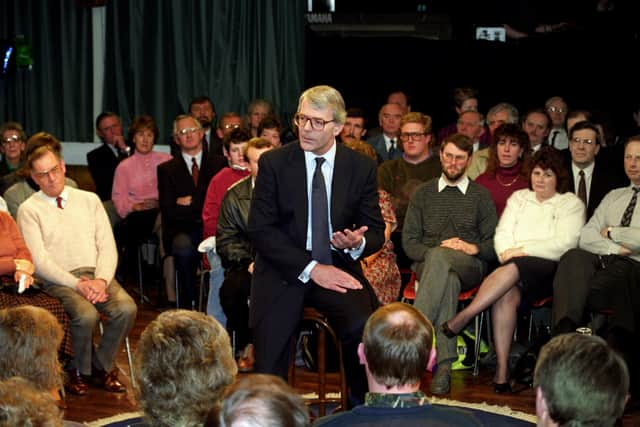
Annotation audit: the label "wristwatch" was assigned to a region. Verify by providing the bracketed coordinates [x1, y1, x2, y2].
[606, 226, 613, 239]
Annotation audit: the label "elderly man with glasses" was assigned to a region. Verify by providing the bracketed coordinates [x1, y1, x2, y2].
[158, 114, 227, 309]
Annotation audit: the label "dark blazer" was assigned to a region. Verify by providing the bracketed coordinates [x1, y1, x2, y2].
[566, 153, 629, 220]
[247, 142, 385, 326]
[157, 151, 227, 252]
[366, 134, 403, 163]
[86, 143, 129, 201]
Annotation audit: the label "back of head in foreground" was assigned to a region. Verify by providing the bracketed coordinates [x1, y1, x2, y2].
[0, 305, 63, 392]
[134, 309, 237, 427]
[534, 333, 629, 427]
[218, 374, 310, 427]
[0, 376, 63, 427]
[361, 302, 434, 390]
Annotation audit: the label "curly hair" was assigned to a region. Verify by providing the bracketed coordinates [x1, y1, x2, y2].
[134, 310, 237, 427]
[0, 306, 63, 391]
[485, 123, 531, 177]
[0, 377, 63, 427]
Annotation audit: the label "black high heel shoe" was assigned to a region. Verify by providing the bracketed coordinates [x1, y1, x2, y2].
[440, 322, 457, 339]
[492, 381, 513, 394]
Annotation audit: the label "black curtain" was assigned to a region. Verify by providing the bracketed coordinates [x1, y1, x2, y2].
[103, 0, 305, 142]
[0, 0, 94, 141]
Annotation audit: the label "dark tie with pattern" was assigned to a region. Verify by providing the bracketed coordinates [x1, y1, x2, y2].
[56, 196, 64, 209]
[312, 157, 332, 265]
[191, 157, 199, 186]
[620, 187, 640, 227]
[388, 139, 396, 159]
[577, 170, 587, 207]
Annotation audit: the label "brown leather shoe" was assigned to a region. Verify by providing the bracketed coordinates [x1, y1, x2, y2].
[237, 343, 255, 373]
[92, 368, 126, 393]
[65, 369, 89, 396]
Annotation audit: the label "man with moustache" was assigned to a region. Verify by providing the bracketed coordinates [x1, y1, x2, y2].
[402, 133, 498, 395]
[339, 107, 368, 144]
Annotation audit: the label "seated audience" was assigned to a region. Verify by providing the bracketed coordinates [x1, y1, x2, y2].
[87, 112, 132, 227]
[436, 86, 490, 151]
[402, 133, 497, 395]
[441, 147, 585, 393]
[475, 123, 531, 216]
[0, 211, 73, 360]
[339, 107, 368, 145]
[3, 132, 78, 218]
[553, 136, 640, 400]
[534, 333, 629, 427]
[344, 139, 401, 305]
[134, 309, 236, 427]
[111, 115, 171, 278]
[0, 377, 65, 427]
[313, 302, 481, 426]
[158, 114, 227, 308]
[244, 98, 273, 137]
[18, 142, 137, 396]
[216, 137, 273, 372]
[202, 127, 251, 241]
[257, 115, 283, 148]
[218, 374, 309, 427]
[0, 121, 27, 185]
[0, 306, 65, 406]
[366, 103, 403, 162]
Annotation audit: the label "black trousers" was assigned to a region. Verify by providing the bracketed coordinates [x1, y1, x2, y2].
[220, 268, 252, 353]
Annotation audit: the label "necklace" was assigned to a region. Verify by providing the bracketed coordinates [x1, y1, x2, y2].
[496, 173, 519, 187]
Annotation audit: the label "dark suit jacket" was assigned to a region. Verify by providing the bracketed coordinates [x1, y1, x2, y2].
[565, 153, 629, 220]
[247, 142, 385, 325]
[157, 151, 227, 252]
[366, 134, 403, 163]
[86, 143, 129, 201]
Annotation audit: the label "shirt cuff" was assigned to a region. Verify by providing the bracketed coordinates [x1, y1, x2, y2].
[298, 260, 318, 283]
[345, 237, 366, 259]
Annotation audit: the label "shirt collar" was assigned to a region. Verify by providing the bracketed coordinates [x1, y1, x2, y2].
[438, 175, 470, 194]
[37, 187, 69, 207]
[303, 139, 337, 167]
[181, 150, 203, 168]
[571, 161, 595, 178]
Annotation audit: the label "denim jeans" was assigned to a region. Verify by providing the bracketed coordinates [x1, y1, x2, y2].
[206, 249, 227, 327]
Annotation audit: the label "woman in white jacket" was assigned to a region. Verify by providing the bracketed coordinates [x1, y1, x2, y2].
[440, 146, 585, 393]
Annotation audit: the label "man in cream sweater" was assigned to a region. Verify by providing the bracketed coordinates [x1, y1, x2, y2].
[17, 140, 137, 396]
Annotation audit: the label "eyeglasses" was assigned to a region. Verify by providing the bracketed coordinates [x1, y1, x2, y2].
[33, 164, 62, 179]
[571, 136, 595, 145]
[223, 124, 240, 130]
[400, 132, 426, 141]
[547, 106, 567, 114]
[442, 152, 468, 163]
[177, 127, 201, 136]
[293, 113, 335, 131]
[2, 135, 23, 146]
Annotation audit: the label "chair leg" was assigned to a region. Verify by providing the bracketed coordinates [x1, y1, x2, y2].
[125, 336, 135, 389]
[137, 244, 145, 304]
[473, 312, 483, 376]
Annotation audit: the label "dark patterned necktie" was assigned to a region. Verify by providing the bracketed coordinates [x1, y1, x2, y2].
[312, 157, 332, 265]
[191, 157, 199, 186]
[577, 170, 587, 207]
[56, 196, 64, 209]
[620, 187, 640, 227]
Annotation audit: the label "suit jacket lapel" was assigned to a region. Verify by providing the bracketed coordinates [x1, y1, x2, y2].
[331, 143, 349, 226]
[290, 145, 308, 247]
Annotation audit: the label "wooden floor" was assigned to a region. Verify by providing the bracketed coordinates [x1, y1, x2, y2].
[62, 283, 640, 426]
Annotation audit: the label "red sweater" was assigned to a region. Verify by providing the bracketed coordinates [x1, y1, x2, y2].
[475, 163, 529, 217]
[202, 167, 250, 238]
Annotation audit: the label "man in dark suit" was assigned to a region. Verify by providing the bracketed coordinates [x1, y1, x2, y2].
[158, 114, 227, 308]
[248, 85, 385, 406]
[169, 96, 223, 158]
[566, 121, 628, 219]
[365, 103, 403, 163]
[87, 112, 133, 226]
